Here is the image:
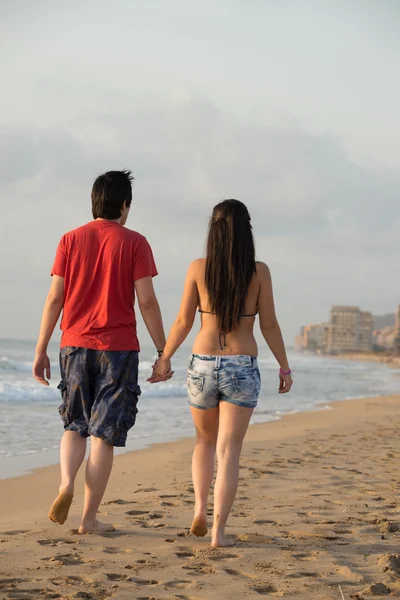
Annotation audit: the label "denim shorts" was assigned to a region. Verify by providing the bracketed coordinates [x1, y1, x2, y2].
[58, 347, 141, 446]
[187, 354, 261, 410]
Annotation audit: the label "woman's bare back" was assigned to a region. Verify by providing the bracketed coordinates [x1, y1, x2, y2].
[192, 258, 262, 356]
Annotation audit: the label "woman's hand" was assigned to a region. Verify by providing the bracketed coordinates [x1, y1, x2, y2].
[147, 357, 174, 384]
[279, 371, 293, 394]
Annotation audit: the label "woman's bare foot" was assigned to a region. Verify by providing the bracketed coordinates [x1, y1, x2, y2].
[190, 516, 208, 537]
[78, 520, 115, 534]
[48, 485, 74, 524]
[211, 529, 235, 548]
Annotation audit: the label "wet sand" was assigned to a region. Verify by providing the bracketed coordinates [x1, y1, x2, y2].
[0, 395, 399, 600]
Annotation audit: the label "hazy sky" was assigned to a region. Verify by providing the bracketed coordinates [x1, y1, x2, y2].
[0, 0, 399, 346]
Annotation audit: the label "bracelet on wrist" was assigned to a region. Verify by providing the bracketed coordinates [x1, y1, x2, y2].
[156, 349, 164, 358]
[280, 367, 292, 376]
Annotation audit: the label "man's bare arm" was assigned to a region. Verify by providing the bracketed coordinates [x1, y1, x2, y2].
[33, 275, 64, 386]
[134, 276, 167, 353]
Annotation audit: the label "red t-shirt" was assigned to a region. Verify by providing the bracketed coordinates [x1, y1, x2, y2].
[51, 220, 158, 351]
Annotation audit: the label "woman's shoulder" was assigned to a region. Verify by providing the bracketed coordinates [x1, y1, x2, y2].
[186, 258, 206, 279]
[189, 258, 206, 270]
[255, 261, 271, 280]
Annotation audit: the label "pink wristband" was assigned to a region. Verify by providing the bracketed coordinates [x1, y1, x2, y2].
[280, 368, 292, 376]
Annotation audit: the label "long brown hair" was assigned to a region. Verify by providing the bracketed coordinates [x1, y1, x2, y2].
[205, 199, 256, 333]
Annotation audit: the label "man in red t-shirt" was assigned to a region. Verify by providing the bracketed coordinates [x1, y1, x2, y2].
[33, 169, 172, 533]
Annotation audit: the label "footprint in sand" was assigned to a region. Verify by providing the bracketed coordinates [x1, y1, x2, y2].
[37, 537, 78, 547]
[164, 579, 194, 589]
[236, 533, 269, 544]
[137, 597, 202, 600]
[5, 586, 54, 599]
[182, 563, 215, 575]
[103, 498, 136, 505]
[287, 571, 319, 579]
[126, 509, 149, 516]
[252, 519, 277, 525]
[208, 552, 239, 560]
[249, 583, 277, 595]
[379, 521, 399, 534]
[292, 551, 320, 561]
[70, 592, 103, 599]
[360, 582, 391, 596]
[328, 565, 363, 585]
[42, 552, 84, 566]
[232, 511, 248, 518]
[147, 512, 164, 519]
[133, 487, 159, 493]
[0, 578, 25, 586]
[176, 550, 196, 558]
[224, 568, 255, 579]
[103, 546, 132, 555]
[127, 577, 159, 585]
[378, 553, 400, 575]
[105, 572, 128, 581]
[139, 521, 166, 529]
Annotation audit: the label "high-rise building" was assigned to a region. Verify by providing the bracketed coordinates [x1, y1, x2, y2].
[327, 306, 373, 353]
[358, 311, 374, 352]
[303, 323, 329, 352]
[394, 304, 400, 354]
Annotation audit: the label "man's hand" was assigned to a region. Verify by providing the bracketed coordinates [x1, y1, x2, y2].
[33, 351, 51, 386]
[147, 357, 174, 384]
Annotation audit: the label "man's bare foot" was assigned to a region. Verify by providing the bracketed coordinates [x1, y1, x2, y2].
[190, 516, 208, 537]
[48, 485, 74, 525]
[211, 531, 235, 548]
[78, 520, 115, 534]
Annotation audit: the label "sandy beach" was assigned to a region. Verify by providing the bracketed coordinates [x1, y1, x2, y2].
[1, 395, 399, 600]
[329, 353, 400, 368]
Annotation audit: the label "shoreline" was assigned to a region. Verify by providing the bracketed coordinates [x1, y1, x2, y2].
[1, 393, 399, 599]
[298, 350, 400, 367]
[0, 394, 383, 513]
[0, 385, 392, 482]
[333, 352, 400, 366]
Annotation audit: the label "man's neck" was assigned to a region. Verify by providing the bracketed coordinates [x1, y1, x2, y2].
[95, 218, 121, 224]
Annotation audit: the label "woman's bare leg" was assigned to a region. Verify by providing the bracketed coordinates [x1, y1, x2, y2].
[212, 402, 253, 547]
[189, 406, 219, 536]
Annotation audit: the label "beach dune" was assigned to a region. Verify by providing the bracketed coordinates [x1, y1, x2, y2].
[1, 395, 399, 599]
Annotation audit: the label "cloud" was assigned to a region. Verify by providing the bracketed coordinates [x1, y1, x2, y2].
[0, 90, 398, 341]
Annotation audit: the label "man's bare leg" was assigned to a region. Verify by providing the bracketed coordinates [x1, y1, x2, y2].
[48, 430, 87, 524]
[79, 436, 114, 533]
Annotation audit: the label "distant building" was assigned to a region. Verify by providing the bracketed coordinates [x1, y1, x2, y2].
[294, 334, 305, 351]
[327, 306, 373, 354]
[373, 326, 396, 351]
[303, 323, 329, 352]
[394, 304, 400, 354]
[295, 304, 399, 355]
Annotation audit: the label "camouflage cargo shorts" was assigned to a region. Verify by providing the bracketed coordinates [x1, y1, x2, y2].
[58, 347, 140, 447]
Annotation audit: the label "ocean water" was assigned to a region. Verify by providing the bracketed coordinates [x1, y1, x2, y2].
[0, 338, 399, 479]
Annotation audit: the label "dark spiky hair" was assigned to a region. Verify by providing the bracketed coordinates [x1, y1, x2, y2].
[91, 169, 134, 219]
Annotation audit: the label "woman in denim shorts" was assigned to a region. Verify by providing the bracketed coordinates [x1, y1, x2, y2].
[154, 200, 293, 547]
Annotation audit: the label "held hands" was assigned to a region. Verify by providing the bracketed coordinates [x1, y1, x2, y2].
[33, 351, 51, 386]
[147, 356, 174, 384]
[279, 369, 293, 394]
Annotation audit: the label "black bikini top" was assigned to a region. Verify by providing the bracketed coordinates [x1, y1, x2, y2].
[198, 308, 258, 317]
[197, 308, 258, 350]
